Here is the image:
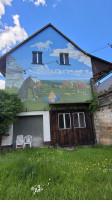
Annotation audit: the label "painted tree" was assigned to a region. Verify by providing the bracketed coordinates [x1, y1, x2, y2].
[0, 90, 23, 137]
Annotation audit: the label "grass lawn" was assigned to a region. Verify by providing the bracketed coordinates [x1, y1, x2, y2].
[0, 146, 112, 200]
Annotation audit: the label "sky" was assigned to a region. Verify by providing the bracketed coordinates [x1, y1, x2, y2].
[0, 0, 112, 88]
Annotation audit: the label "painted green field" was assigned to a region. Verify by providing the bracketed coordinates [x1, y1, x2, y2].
[0, 146, 112, 200]
[6, 81, 92, 111]
[23, 81, 92, 111]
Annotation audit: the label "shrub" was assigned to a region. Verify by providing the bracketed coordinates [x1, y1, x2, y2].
[0, 90, 23, 136]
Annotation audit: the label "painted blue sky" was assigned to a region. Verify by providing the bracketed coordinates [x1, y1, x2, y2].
[8, 26, 92, 81]
[0, 0, 112, 88]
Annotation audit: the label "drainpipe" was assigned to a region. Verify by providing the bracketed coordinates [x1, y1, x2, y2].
[90, 78, 97, 145]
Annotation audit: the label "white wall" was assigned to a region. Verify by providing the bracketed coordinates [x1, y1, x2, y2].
[1, 125, 13, 146]
[1, 111, 51, 147]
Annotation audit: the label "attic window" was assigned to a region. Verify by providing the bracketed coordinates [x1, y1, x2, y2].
[32, 52, 42, 64]
[60, 53, 69, 65]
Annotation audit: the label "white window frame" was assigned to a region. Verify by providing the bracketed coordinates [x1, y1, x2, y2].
[63, 54, 66, 65]
[58, 113, 71, 130]
[73, 112, 86, 128]
[32, 52, 42, 64]
[37, 52, 39, 63]
[60, 53, 69, 65]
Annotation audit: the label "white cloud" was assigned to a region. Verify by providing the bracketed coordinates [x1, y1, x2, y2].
[0, 15, 28, 54]
[30, 40, 53, 51]
[23, 0, 33, 2]
[23, 0, 47, 6]
[27, 65, 92, 79]
[52, 0, 61, 8]
[0, 0, 13, 19]
[50, 43, 92, 67]
[34, 0, 47, 6]
[0, 80, 5, 89]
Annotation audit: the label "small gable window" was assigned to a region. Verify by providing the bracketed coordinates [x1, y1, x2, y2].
[73, 112, 86, 128]
[60, 53, 69, 65]
[32, 52, 42, 64]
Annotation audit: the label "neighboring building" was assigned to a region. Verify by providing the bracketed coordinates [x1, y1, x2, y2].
[93, 71, 112, 145]
[0, 23, 112, 148]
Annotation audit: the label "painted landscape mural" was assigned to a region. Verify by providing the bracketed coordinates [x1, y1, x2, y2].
[5, 26, 93, 111]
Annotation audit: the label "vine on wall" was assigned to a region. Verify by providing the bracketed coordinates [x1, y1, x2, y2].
[89, 92, 100, 114]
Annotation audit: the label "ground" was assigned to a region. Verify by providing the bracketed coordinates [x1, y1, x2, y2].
[0, 145, 112, 200]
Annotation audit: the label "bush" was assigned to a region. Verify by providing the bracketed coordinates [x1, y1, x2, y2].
[0, 90, 23, 136]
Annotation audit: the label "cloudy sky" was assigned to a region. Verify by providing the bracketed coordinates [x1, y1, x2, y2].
[0, 0, 112, 88]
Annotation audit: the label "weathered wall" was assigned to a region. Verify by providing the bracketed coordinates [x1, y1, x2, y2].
[94, 104, 112, 145]
[1, 125, 13, 147]
[5, 26, 93, 111]
[91, 57, 112, 82]
[1, 111, 51, 148]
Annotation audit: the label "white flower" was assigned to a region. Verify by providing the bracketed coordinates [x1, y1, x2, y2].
[31, 184, 43, 194]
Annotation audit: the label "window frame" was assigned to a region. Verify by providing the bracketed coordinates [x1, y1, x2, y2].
[58, 113, 71, 130]
[72, 112, 86, 128]
[32, 51, 43, 64]
[60, 53, 69, 65]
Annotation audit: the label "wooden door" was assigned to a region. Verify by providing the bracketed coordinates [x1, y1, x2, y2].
[50, 110, 95, 146]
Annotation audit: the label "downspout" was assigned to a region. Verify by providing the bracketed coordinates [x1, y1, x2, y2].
[90, 78, 97, 144]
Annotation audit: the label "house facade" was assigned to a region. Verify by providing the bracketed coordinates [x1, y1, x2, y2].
[0, 24, 112, 148]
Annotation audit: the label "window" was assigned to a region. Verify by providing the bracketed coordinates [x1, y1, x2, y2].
[58, 113, 71, 129]
[32, 52, 42, 64]
[60, 53, 69, 65]
[73, 112, 86, 128]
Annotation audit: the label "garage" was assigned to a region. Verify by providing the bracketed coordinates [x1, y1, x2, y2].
[13, 115, 43, 148]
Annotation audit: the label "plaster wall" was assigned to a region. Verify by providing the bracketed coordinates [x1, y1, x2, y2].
[1, 111, 51, 147]
[5, 26, 93, 111]
[1, 125, 13, 147]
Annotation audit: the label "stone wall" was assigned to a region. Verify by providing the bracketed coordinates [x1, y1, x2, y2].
[94, 104, 112, 145]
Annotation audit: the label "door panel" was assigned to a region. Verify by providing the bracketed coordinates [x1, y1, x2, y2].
[13, 115, 43, 148]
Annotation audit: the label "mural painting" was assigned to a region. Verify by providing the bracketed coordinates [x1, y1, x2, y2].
[5, 26, 93, 111]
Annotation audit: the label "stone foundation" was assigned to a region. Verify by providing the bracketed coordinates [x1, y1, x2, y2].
[94, 104, 112, 145]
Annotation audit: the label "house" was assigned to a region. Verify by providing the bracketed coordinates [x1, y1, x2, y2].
[0, 23, 112, 148]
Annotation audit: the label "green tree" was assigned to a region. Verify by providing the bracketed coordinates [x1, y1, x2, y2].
[0, 90, 23, 136]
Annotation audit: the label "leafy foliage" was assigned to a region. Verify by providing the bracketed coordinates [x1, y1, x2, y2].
[89, 92, 100, 114]
[0, 90, 23, 136]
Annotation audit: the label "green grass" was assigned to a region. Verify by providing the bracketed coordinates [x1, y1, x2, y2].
[0, 146, 112, 200]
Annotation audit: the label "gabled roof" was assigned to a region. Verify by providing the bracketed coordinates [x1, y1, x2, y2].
[0, 23, 112, 78]
[0, 23, 111, 63]
[0, 23, 87, 59]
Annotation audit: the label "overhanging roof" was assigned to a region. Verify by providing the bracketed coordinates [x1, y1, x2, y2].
[0, 23, 112, 64]
[0, 23, 112, 78]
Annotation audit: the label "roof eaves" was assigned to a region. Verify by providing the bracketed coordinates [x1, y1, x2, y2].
[0, 23, 52, 60]
[0, 23, 112, 65]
